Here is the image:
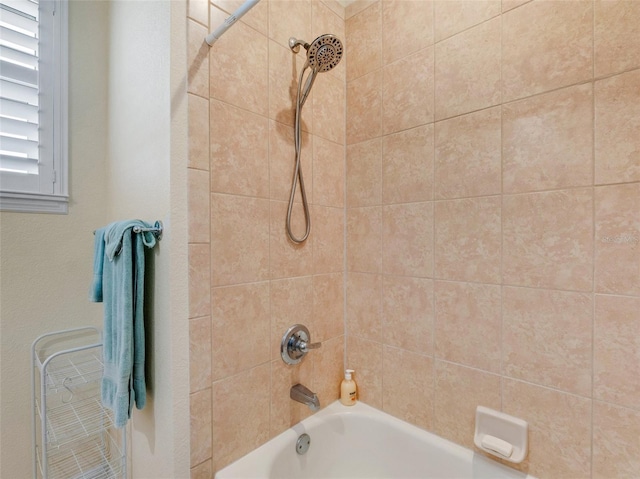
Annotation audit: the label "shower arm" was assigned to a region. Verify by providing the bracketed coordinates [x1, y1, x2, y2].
[289, 37, 309, 54]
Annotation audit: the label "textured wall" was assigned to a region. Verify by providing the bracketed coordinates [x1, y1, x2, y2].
[107, 1, 190, 477]
[186, 1, 347, 476]
[0, 2, 109, 477]
[345, 1, 639, 478]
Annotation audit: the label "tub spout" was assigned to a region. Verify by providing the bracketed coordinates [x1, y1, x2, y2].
[290, 383, 320, 412]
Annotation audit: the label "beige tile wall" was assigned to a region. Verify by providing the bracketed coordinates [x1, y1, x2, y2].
[187, 0, 346, 475]
[188, 0, 640, 477]
[346, 1, 640, 478]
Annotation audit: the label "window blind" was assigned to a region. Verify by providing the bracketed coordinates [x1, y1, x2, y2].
[0, 0, 40, 178]
[0, 0, 67, 213]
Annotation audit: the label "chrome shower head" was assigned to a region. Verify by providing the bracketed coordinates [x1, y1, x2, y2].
[307, 34, 343, 72]
[289, 34, 343, 73]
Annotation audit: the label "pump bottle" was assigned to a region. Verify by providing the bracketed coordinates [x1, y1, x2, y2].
[340, 369, 357, 406]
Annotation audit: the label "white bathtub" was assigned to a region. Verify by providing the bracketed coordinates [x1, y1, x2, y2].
[215, 401, 536, 479]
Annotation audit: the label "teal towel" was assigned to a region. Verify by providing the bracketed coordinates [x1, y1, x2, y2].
[91, 220, 157, 427]
[90, 227, 106, 302]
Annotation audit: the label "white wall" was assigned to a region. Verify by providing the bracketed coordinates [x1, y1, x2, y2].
[0, 1, 189, 477]
[0, 2, 109, 477]
[106, 1, 189, 478]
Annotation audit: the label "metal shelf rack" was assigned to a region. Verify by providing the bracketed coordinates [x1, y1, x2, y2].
[31, 327, 126, 479]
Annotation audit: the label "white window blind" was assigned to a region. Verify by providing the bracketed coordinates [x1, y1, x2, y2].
[0, 0, 68, 213]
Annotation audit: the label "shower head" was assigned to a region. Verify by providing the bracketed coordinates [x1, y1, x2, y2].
[289, 34, 343, 73]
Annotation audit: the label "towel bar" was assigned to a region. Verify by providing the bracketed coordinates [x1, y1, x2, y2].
[93, 220, 163, 240]
[132, 221, 163, 240]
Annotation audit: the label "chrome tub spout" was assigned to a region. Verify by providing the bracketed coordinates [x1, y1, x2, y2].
[290, 383, 320, 412]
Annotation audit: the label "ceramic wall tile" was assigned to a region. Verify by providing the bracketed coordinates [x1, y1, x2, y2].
[312, 335, 345, 407]
[383, 47, 434, 134]
[320, 0, 346, 20]
[269, 0, 312, 50]
[269, 200, 313, 279]
[346, 1, 382, 80]
[210, 99, 269, 198]
[312, 205, 344, 275]
[434, 107, 501, 199]
[594, 295, 640, 410]
[188, 0, 208, 27]
[190, 388, 212, 467]
[313, 136, 344, 208]
[434, 361, 501, 448]
[347, 272, 383, 342]
[595, 69, 640, 184]
[188, 168, 210, 244]
[190, 459, 212, 479]
[346, 138, 382, 208]
[502, 0, 592, 102]
[503, 189, 593, 291]
[346, 335, 383, 408]
[434, 281, 502, 372]
[211, 282, 270, 380]
[209, 8, 268, 115]
[346, 0, 378, 19]
[595, 184, 640, 296]
[501, 0, 530, 12]
[190, 316, 212, 393]
[502, 379, 592, 478]
[313, 73, 345, 144]
[383, 276, 433, 355]
[382, 346, 434, 430]
[313, 273, 344, 342]
[434, 0, 500, 42]
[382, 124, 434, 204]
[503, 286, 593, 396]
[593, 402, 640, 479]
[346, 70, 382, 144]
[211, 365, 270, 471]
[188, 94, 209, 171]
[435, 17, 500, 119]
[189, 244, 211, 318]
[211, 194, 270, 286]
[503, 84, 593, 194]
[434, 196, 501, 283]
[347, 206, 383, 273]
[382, 0, 433, 65]
[594, 0, 640, 77]
[383, 202, 433, 278]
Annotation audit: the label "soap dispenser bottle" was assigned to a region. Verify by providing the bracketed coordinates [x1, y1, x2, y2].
[340, 369, 357, 406]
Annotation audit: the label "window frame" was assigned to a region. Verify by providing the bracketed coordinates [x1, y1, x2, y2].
[0, 0, 68, 214]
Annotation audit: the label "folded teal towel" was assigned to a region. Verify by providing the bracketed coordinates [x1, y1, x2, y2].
[91, 220, 157, 427]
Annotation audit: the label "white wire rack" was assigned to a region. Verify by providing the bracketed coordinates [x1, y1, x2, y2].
[31, 327, 126, 479]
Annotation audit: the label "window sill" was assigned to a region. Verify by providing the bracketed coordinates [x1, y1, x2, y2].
[0, 191, 69, 214]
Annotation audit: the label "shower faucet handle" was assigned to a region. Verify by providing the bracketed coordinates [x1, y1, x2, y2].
[281, 324, 321, 365]
[295, 338, 321, 353]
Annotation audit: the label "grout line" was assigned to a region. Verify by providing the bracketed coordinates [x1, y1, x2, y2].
[590, 5, 596, 476]
[430, 0, 437, 426]
[499, 4, 505, 414]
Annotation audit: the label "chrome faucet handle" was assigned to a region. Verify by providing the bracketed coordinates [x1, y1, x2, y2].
[281, 324, 320, 365]
[297, 339, 321, 353]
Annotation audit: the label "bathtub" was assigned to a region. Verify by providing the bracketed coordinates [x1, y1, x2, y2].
[215, 401, 536, 479]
